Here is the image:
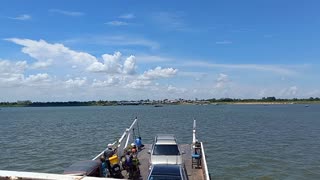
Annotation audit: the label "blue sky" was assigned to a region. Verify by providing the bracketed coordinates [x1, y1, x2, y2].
[1, 0, 320, 101]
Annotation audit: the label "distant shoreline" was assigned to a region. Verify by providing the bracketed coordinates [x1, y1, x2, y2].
[230, 102, 316, 105]
[1, 101, 319, 107]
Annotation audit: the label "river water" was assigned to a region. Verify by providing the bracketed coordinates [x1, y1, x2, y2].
[0, 104, 319, 179]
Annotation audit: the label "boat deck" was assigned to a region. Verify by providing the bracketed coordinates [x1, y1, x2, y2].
[136, 144, 204, 180]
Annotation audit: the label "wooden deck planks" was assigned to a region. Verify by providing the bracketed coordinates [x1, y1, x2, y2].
[180, 144, 204, 180]
[137, 144, 151, 179]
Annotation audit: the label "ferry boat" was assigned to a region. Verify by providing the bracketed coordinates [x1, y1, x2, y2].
[0, 118, 210, 180]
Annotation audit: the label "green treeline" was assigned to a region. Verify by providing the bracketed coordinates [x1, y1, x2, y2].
[0, 100, 118, 107]
[0, 97, 319, 107]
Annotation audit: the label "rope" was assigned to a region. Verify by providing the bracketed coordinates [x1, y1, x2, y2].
[132, 128, 136, 140]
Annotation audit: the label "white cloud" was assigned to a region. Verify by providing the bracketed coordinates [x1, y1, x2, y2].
[0, 60, 53, 87]
[6, 38, 138, 76]
[65, 77, 87, 87]
[126, 79, 152, 89]
[31, 60, 53, 69]
[141, 66, 178, 80]
[87, 51, 124, 74]
[0, 73, 24, 87]
[92, 76, 121, 87]
[101, 52, 122, 73]
[0, 60, 27, 87]
[3, 37, 314, 101]
[119, 14, 135, 19]
[25, 73, 50, 83]
[105, 21, 129, 26]
[6, 38, 97, 67]
[49, 9, 84, 16]
[9, 14, 31, 21]
[215, 73, 230, 89]
[86, 52, 136, 75]
[167, 85, 187, 93]
[0, 60, 27, 74]
[124, 66, 177, 89]
[123, 55, 136, 75]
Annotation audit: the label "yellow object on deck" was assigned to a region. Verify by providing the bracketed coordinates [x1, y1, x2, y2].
[109, 155, 119, 165]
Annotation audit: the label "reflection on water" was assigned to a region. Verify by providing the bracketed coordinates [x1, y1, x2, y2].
[0, 105, 320, 179]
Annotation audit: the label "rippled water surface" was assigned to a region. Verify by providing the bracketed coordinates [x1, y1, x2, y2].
[1, 105, 320, 179]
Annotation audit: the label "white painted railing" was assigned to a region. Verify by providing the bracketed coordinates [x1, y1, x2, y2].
[192, 119, 197, 145]
[201, 142, 211, 180]
[93, 118, 138, 160]
[193, 119, 211, 180]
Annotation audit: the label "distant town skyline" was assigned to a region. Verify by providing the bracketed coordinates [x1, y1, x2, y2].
[1, 0, 320, 101]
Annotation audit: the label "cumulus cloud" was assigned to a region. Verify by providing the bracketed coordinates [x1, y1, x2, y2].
[0, 60, 52, 87]
[87, 52, 121, 73]
[92, 76, 121, 87]
[0, 73, 24, 87]
[6, 38, 141, 77]
[141, 66, 178, 80]
[25, 73, 50, 83]
[101, 52, 122, 73]
[167, 85, 187, 93]
[2, 38, 184, 100]
[65, 77, 87, 88]
[5, 38, 140, 77]
[126, 79, 152, 89]
[124, 66, 177, 89]
[123, 56, 136, 75]
[0, 60, 27, 87]
[87, 51, 136, 75]
[31, 60, 53, 69]
[0, 60, 27, 74]
[6, 38, 97, 67]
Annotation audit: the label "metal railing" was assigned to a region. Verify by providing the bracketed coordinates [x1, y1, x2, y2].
[93, 118, 137, 160]
[201, 142, 211, 180]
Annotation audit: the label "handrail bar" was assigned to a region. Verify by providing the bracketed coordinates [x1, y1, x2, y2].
[201, 142, 211, 180]
[93, 118, 137, 160]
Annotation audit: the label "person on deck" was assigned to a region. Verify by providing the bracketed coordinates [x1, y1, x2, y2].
[104, 144, 115, 177]
[100, 155, 107, 177]
[132, 153, 140, 178]
[134, 137, 144, 151]
[125, 151, 133, 178]
[131, 143, 137, 154]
